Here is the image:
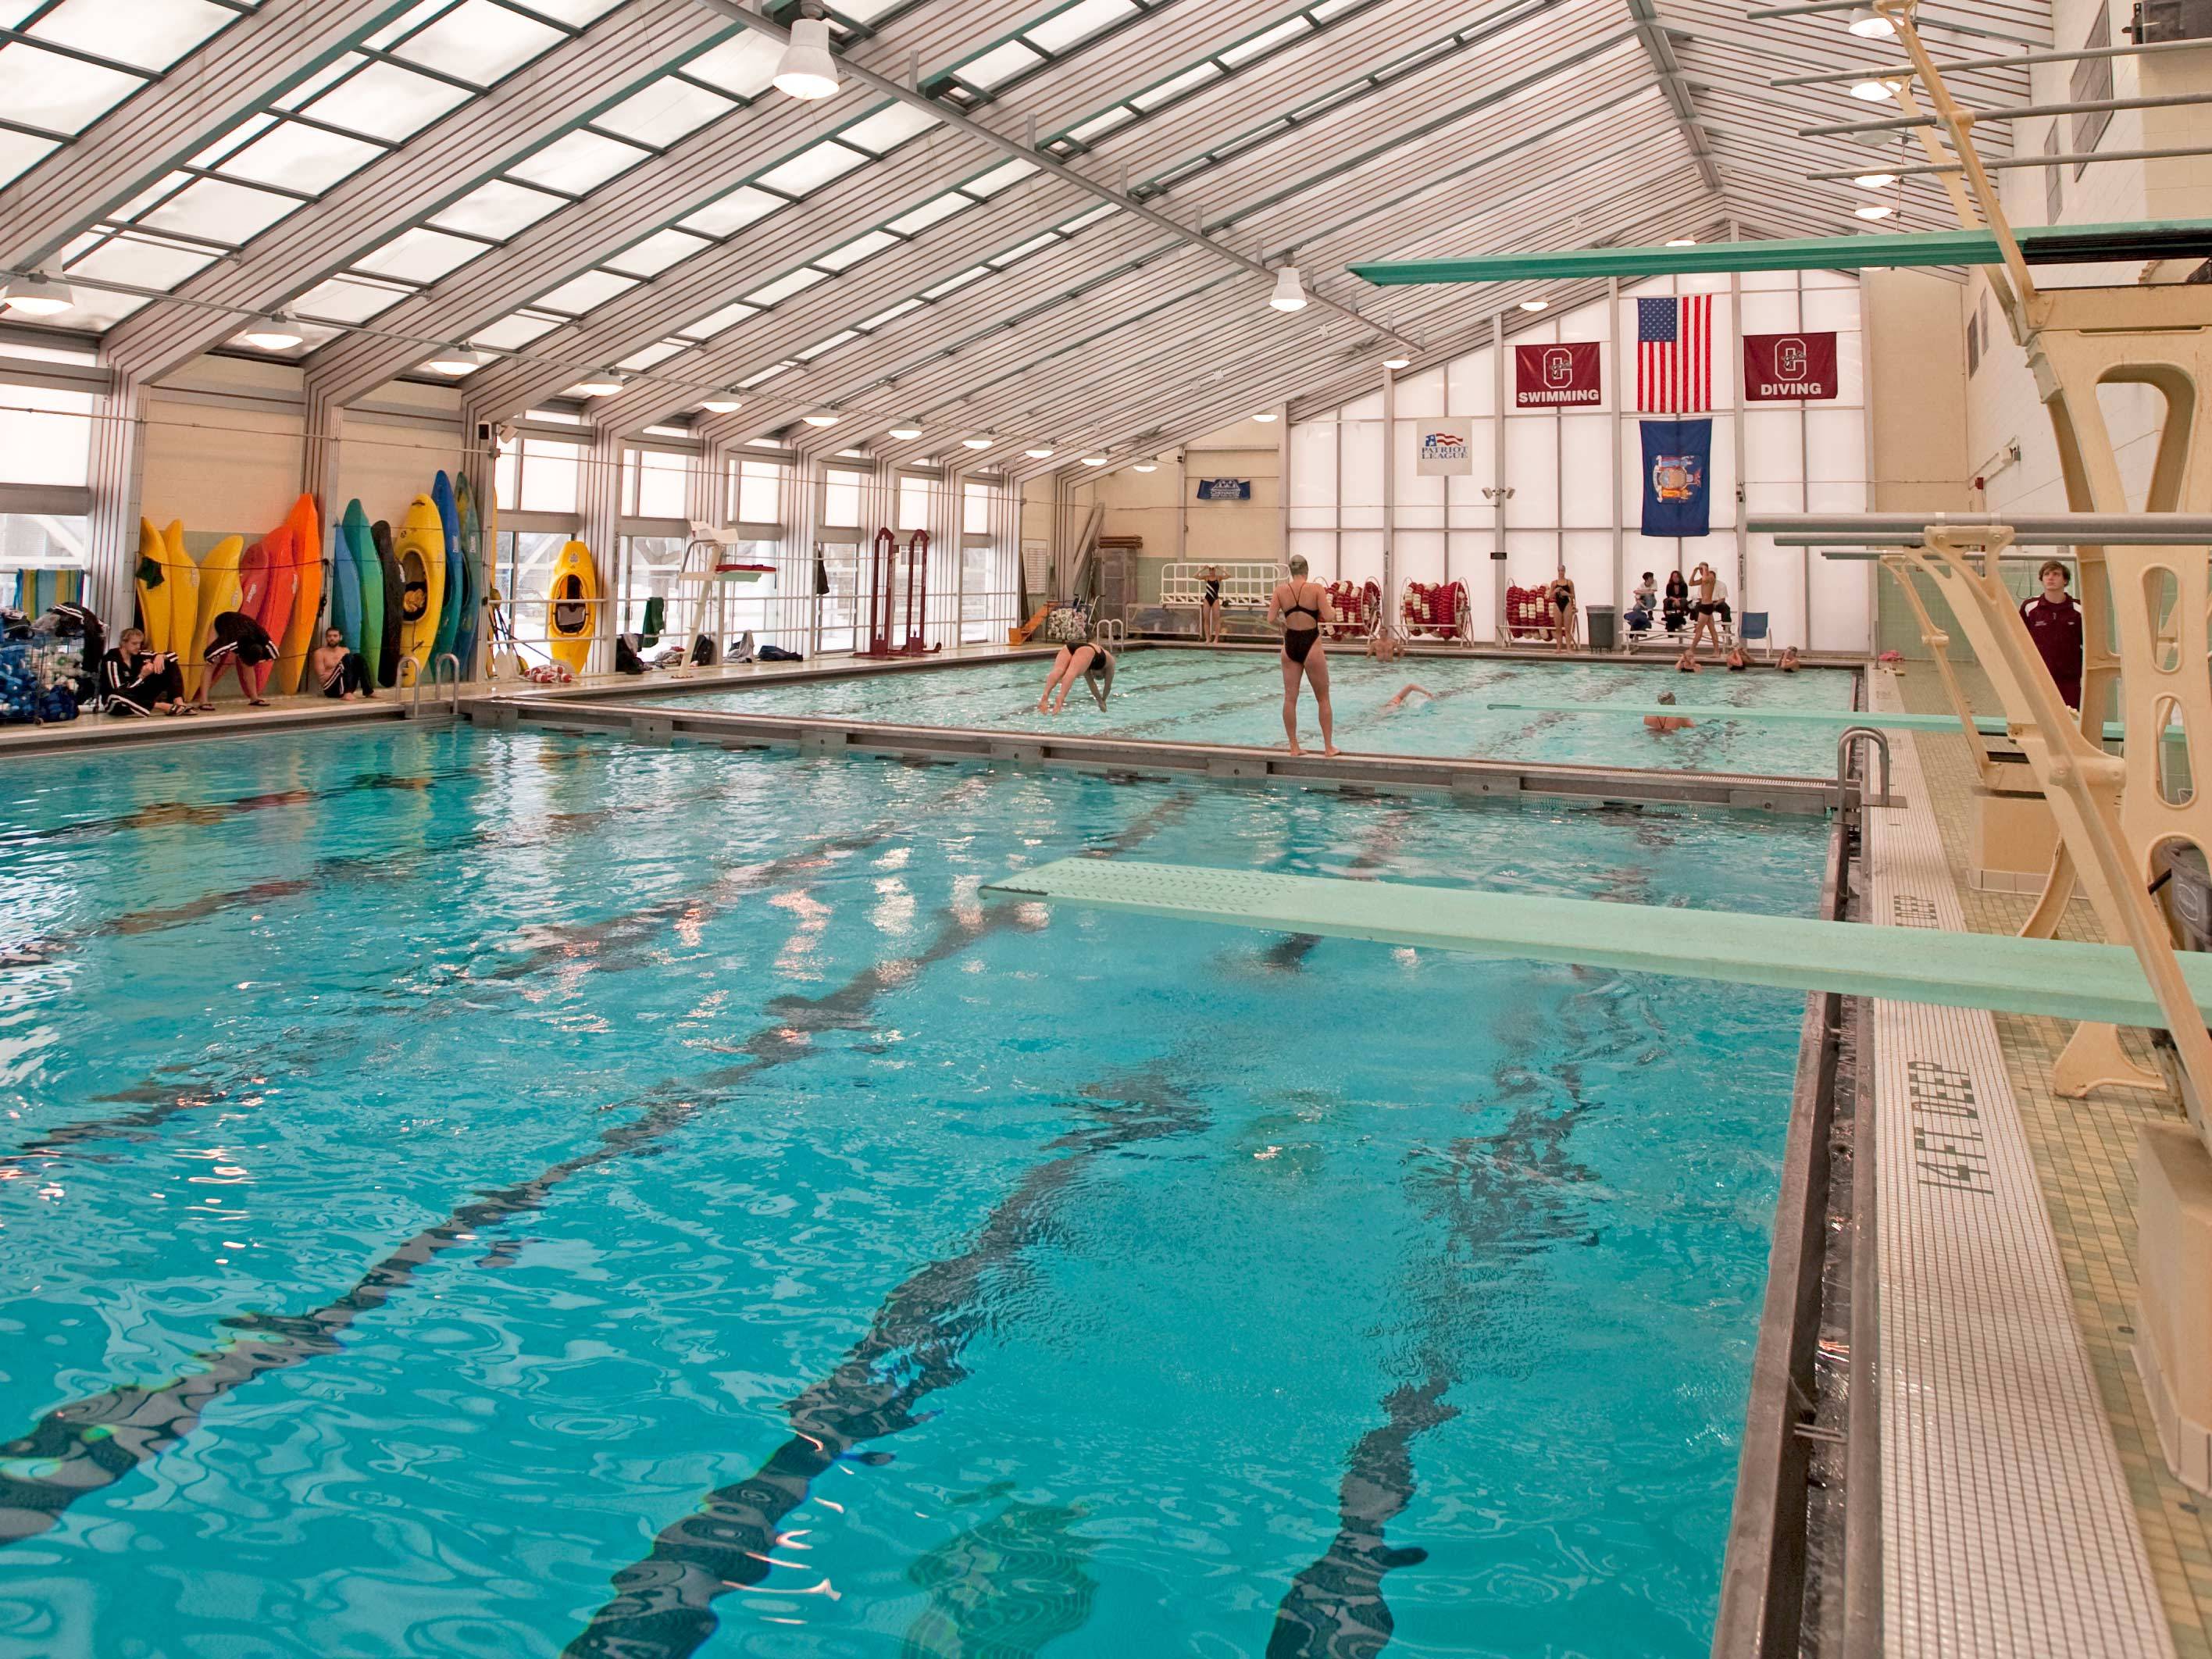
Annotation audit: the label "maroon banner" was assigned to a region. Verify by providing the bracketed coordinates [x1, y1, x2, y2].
[1743, 330, 1839, 401]
[1514, 342, 1601, 408]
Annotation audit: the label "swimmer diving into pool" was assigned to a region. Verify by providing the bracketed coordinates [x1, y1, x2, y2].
[1036, 637, 1115, 713]
[1269, 555, 1337, 755]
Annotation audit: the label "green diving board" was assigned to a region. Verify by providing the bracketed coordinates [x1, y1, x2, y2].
[1349, 219, 2212, 287]
[1484, 701, 2130, 740]
[986, 859, 2212, 1029]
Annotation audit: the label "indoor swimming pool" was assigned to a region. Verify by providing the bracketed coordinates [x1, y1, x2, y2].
[1, 725, 1828, 1657]
[656, 651, 1860, 777]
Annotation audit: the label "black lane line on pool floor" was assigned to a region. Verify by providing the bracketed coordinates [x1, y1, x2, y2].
[0, 790, 1195, 1547]
[562, 1058, 1213, 1659]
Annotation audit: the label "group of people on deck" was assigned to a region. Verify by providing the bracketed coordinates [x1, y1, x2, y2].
[101, 622, 376, 717]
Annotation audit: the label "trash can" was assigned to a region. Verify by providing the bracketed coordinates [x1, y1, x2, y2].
[1584, 604, 1617, 651]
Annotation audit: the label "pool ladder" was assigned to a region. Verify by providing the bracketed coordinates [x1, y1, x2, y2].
[403, 653, 465, 720]
[1836, 726, 1893, 880]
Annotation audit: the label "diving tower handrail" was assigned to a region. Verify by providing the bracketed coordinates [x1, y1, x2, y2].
[983, 858, 2212, 1031]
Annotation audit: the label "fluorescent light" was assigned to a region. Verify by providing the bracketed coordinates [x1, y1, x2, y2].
[1132, 457, 1158, 472]
[1382, 355, 1411, 369]
[241, 314, 303, 351]
[1082, 454, 1108, 466]
[1853, 172, 1898, 189]
[1254, 411, 1279, 422]
[0, 274, 73, 316]
[1518, 298, 1549, 312]
[1666, 237, 1698, 247]
[1268, 266, 1306, 312]
[1848, 8, 1896, 37]
[962, 434, 993, 449]
[801, 409, 840, 426]
[701, 393, 743, 413]
[1850, 79, 1894, 101]
[575, 370, 627, 396]
[887, 421, 923, 440]
[426, 346, 492, 375]
[1024, 444, 1054, 458]
[1854, 203, 1895, 220]
[774, 17, 840, 101]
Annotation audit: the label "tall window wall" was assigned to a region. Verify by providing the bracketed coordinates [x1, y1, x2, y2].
[1289, 271, 1870, 655]
[0, 344, 97, 612]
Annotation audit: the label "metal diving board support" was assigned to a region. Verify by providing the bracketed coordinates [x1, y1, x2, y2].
[984, 859, 2212, 1032]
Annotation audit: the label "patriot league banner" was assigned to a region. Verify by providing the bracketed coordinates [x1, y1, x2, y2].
[1641, 419, 1714, 537]
[1417, 428, 1473, 476]
[1513, 342, 1601, 408]
[1743, 330, 1839, 401]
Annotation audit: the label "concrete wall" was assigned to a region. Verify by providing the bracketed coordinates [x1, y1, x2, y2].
[1076, 415, 1284, 602]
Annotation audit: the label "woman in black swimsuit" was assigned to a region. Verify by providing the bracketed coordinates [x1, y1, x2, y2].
[1268, 555, 1336, 755]
[1200, 565, 1223, 644]
[1549, 567, 1578, 653]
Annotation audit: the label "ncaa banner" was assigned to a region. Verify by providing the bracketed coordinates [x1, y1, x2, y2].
[1417, 428, 1472, 476]
[1514, 342, 1601, 409]
[1640, 419, 1713, 537]
[1743, 330, 1839, 401]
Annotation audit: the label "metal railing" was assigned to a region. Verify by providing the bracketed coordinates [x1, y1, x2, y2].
[1836, 726, 1892, 874]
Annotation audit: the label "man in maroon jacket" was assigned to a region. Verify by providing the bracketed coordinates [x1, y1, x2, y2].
[2020, 558, 2083, 711]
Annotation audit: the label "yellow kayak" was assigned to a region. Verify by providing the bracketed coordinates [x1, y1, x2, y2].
[133, 520, 171, 655]
[392, 494, 446, 686]
[187, 533, 244, 701]
[163, 523, 198, 690]
[547, 540, 599, 675]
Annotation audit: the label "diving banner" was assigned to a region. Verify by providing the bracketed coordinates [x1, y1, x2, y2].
[1641, 419, 1713, 537]
[1743, 330, 1839, 401]
[1513, 342, 1601, 408]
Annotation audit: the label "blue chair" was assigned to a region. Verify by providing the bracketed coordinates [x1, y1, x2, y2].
[1740, 609, 1773, 659]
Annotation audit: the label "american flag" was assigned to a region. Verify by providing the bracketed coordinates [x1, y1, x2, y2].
[1637, 294, 1711, 412]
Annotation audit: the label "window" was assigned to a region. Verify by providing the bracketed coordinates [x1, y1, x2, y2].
[1967, 303, 1981, 376]
[618, 534, 690, 636]
[623, 447, 688, 519]
[898, 474, 933, 531]
[733, 458, 783, 524]
[823, 466, 864, 530]
[0, 381, 94, 487]
[2071, 7, 2113, 177]
[962, 480, 993, 536]
[494, 433, 583, 516]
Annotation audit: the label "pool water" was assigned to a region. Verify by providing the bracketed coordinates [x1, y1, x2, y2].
[0, 726, 1827, 1657]
[662, 652, 1859, 776]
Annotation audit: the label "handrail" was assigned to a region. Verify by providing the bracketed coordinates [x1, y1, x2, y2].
[1837, 726, 1892, 872]
[433, 651, 462, 717]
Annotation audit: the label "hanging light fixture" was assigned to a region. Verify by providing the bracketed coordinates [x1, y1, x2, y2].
[887, 419, 923, 440]
[774, 15, 840, 101]
[700, 391, 743, 413]
[1850, 78, 1895, 101]
[0, 273, 73, 316]
[1081, 454, 1108, 466]
[1853, 171, 1899, 189]
[1268, 266, 1307, 312]
[962, 433, 994, 450]
[426, 345, 492, 376]
[241, 312, 304, 351]
[801, 408, 840, 426]
[1254, 411, 1279, 422]
[1518, 298, 1549, 312]
[1382, 355, 1411, 369]
[1666, 237, 1698, 247]
[1131, 457, 1159, 473]
[1854, 203, 1895, 220]
[575, 369, 627, 396]
[1024, 444, 1054, 458]
[1847, 6, 1896, 37]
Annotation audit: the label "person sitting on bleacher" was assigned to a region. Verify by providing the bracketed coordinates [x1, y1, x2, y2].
[1662, 569, 1689, 633]
[1626, 572, 1657, 633]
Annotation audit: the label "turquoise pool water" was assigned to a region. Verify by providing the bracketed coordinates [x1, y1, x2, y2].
[0, 726, 1827, 1657]
[662, 653, 1859, 776]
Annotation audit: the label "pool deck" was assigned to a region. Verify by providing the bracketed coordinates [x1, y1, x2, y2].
[1886, 663, 2212, 1659]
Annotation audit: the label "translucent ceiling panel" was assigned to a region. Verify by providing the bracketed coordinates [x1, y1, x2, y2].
[921, 266, 987, 299]
[29, 0, 230, 70]
[531, 268, 637, 314]
[354, 225, 491, 281]
[0, 128, 58, 188]
[507, 129, 649, 194]
[0, 42, 141, 133]
[469, 310, 562, 349]
[514, 0, 625, 22]
[391, 0, 562, 85]
[814, 229, 899, 271]
[839, 102, 940, 155]
[854, 296, 922, 331]
[683, 30, 782, 99]
[678, 186, 780, 237]
[964, 159, 1035, 198]
[1023, 0, 1139, 55]
[604, 227, 712, 276]
[743, 266, 828, 307]
[956, 40, 1045, 91]
[1131, 62, 1220, 111]
[304, 60, 473, 142]
[431, 179, 565, 239]
[1218, 16, 1312, 67]
[66, 233, 217, 291]
[617, 340, 685, 371]
[885, 192, 969, 235]
[595, 75, 736, 148]
[679, 300, 758, 338]
[217, 123, 384, 194]
[293, 275, 415, 323]
[139, 177, 299, 244]
[752, 141, 867, 198]
[1063, 107, 1133, 144]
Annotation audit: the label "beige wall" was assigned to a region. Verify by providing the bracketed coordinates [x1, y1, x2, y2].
[1863, 267, 1970, 517]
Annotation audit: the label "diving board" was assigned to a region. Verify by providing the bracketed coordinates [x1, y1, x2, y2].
[986, 858, 2212, 1029]
[1349, 219, 2212, 287]
[1484, 700, 2129, 740]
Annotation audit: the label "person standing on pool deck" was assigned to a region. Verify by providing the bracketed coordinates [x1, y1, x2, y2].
[1268, 555, 1337, 755]
[2020, 558, 2084, 711]
[1549, 566, 1578, 653]
[1200, 564, 1224, 643]
[1689, 562, 1726, 656]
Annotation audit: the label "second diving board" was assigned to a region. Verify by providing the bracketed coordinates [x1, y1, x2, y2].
[986, 858, 2212, 1030]
[1484, 701, 2128, 740]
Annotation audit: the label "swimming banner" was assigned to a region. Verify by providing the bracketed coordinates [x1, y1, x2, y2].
[1514, 342, 1600, 408]
[1640, 419, 1713, 537]
[1743, 330, 1839, 400]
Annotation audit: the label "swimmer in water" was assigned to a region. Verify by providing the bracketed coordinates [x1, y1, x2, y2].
[1645, 690, 1695, 734]
[1382, 684, 1435, 710]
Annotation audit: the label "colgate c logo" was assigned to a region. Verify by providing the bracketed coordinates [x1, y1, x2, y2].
[1543, 348, 1572, 386]
[1777, 338, 1808, 380]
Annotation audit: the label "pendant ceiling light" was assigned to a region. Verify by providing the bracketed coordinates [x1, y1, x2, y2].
[241, 313, 304, 351]
[1268, 266, 1307, 312]
[0, 273, 73, 316]
[427, 345, 492, 375]
[888, 420, 923, 440]
[801, 408, 840, 426]
[775, 17, 840, 101]
[701, 392, 743, 413]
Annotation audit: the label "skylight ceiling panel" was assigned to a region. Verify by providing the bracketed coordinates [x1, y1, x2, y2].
[293, 275, 415, 323]
[1062, 106, 1134, 144]
[828, 0, 903, 19]
[679, 185, 782, 237]
[0, 128, 58, 188]
[855, 296, 922, 331]
[921, 265, 989, 299]
[272, 55, 359, 111]
[682, 30, 782, 100]
[964, 158, 1035, 198]
[0, 42, 142, 134]
[508, 128, 651, 194]
[27, 0, 232, 70]
[65, 230, 217, 291]
[794, 330, 855, 360]
[753, 141, 869, 198]
[956, 39, 1047, 91]
[737, 362, 790, 387]
[885, 192, 969, 235]
[1216, 13, 1313, 68]
[1129, 60, 1220, 112]
[679, 299, 758, 338]
[595, 74, 737, 148]
[354, 224, 491, 282]
[431, 177, 567, 238]
[605, 227, 712, 276]
[303, 60, 473, 142]
[391, 0, 563, 86]
[217, 121, 385, 195]
[469, 309, 561, 348]
[990, 231, 1062, 268]
[1022, 0, 1141, 56]
[617, 339, 686, 370]
[839, 102, 940, 155]
[366, 0, 451, 49]
[511, 0, 624, 23]
[810, 228, 900, 273]
[531, 267, 638, 313]
[139, 176, 299, 244]
[744, 266, 830, 306]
